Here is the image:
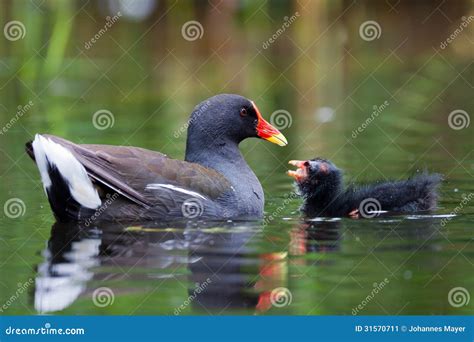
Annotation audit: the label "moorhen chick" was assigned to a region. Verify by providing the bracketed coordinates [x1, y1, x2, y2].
[287, 158, 442, 218]
[26, 94, 287, 222]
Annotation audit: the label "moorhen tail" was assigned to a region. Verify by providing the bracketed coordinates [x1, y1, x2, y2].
[26, 94, 287, 222]
[287, 158, 442, 218]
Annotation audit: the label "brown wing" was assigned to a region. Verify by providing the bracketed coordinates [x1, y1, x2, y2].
[41, 135, 232, 208]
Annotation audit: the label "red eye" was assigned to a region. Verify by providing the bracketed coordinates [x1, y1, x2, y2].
[240, 108, 248, 117]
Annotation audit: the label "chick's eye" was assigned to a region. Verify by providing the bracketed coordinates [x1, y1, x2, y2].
[240, 108, 248, 117]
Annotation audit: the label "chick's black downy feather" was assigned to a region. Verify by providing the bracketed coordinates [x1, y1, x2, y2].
[294, 158, 442, 218]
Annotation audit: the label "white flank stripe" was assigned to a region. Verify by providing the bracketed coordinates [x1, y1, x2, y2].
[32, 134, 101, 209]
[146, 183, 206, 200]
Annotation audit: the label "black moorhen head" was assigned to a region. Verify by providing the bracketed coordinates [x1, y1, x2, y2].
[186, 94, 286, 161]
[287, 157, 442, 218]
[25, 94, 287, 222]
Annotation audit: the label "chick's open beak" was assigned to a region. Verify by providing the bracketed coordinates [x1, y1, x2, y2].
[252, 101, 288, 147]
[287, 160, 308, 181]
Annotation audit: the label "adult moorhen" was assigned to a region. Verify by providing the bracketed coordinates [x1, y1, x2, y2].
[26, 94, 287, 222]
[287, 157, 442, 218]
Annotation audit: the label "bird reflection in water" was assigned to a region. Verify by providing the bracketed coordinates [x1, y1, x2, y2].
[32, 221, 279, 314]
[33, 218, 348, 314]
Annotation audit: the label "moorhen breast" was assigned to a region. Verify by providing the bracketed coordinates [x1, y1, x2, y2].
[26, 94, 287, 222]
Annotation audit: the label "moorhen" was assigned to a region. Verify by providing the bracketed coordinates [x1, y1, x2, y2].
[25, 94, 288, 222]
[287, 158, 442, 218]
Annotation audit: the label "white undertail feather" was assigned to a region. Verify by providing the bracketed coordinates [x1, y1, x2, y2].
[32, 134, 101, 209]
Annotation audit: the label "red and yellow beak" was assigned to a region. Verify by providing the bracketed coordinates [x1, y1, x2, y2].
[252, 101, 288, 147]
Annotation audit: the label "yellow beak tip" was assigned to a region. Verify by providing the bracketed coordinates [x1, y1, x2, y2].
[265, 133, 288, 146]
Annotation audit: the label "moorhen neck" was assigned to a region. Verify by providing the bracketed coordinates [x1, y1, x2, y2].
[287, 158, 442, 218]
[25, 94, 287, 222]
[185, 94, 286, 216]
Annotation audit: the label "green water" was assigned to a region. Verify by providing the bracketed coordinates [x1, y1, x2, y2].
[0, 1, 473, 315]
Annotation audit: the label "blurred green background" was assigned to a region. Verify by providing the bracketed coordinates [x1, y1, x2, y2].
[0, 0, 472, 315]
